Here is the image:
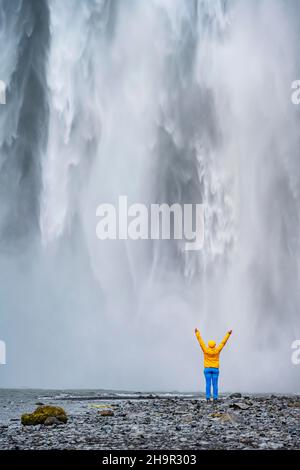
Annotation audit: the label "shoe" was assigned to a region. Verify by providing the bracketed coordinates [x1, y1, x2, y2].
[206, 398, 210, 402]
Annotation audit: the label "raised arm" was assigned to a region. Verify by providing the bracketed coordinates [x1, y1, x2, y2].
[217, 330, 232, 352]
[195, 328, 206, 352]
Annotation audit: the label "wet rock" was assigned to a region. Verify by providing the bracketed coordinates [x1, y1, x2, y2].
[182, 415, 193, 423]
[130, 432, 145, 439]
[1, 393, 299, 450]
[259, 441, 282, 450]
[99, 410, 114, 417]
[210, 412, 223, 418]
[230, 402, 250, 410]
[244, 399, 254, 406]
[21, 406, 68, 426]
[229, 393, 242, 399]
[210, 411, 242, 425]
[288, 401, 300, 408]
[44, 417, 63, 426]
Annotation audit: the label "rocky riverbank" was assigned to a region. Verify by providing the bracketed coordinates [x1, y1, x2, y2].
[0, 392, 299, 450]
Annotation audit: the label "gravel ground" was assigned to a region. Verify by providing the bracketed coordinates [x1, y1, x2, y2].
[0, 390, 299, 450]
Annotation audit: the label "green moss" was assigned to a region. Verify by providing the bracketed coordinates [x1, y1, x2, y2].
[21, 405, 67, 426]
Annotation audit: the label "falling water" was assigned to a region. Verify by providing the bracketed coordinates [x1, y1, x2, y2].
[0, 0, 299, 391]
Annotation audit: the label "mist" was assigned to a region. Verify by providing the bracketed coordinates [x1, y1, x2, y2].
[0, 0, 299, 392]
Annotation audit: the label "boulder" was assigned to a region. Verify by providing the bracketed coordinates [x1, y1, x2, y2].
[99, 409, 114, 417]
[21, 405, 67, 426]
[229, 393, 242, 399]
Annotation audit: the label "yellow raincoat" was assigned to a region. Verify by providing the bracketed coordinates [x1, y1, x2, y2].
[195, 330, 231, 368]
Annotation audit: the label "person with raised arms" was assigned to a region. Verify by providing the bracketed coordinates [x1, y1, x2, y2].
[195, 328, 232, 402]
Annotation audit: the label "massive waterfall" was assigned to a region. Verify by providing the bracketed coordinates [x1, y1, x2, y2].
[0, 0, 299, 392]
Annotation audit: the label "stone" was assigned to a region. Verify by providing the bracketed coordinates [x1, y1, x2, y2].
[288, 401, 300, 408]
[1, 393, 298, 450]
[99, 410, 114, 417]
[131, 432, 145, 439]
[210, 412, 223, 419]
[21, 406, 68, 426]
[210, 411, 241, 425]
[229, 393, 242, 399]
[182, 415, 193, 423]
[44, 417, 63, 426]
[230, 402, 250, 410]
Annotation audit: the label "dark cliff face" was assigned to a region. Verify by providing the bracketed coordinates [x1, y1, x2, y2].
[0, 0, 50, 249]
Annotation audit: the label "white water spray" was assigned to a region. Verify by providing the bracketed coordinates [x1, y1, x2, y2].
[0, 0, 299, 392]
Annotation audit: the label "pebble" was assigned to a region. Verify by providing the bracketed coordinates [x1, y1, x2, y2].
[0, 394, 299, 449]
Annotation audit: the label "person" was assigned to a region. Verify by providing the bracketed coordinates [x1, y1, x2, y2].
[195, 328, 232, 402]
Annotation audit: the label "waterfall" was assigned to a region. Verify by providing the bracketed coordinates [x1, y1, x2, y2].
[0, 0, 299, 392]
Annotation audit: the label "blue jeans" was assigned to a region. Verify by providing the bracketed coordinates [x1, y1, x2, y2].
[204, 368, 219, 399]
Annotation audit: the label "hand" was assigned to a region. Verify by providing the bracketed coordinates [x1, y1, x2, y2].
[228, 330, 232, 335]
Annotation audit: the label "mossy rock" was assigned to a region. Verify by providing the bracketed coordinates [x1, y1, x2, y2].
[21, 405, 68, 426]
